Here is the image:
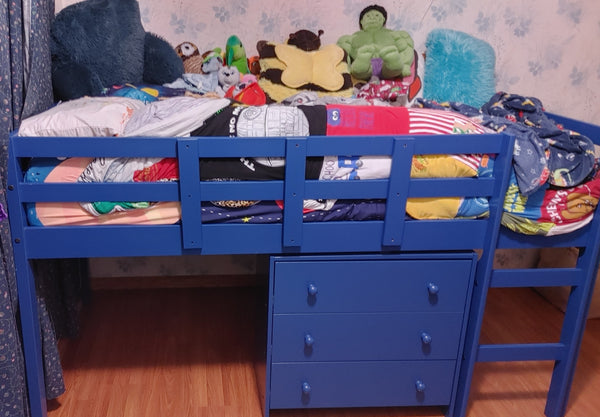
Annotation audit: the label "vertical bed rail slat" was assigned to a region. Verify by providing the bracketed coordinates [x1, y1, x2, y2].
[6, 135, 48, 417]
[178, 138, 203, 249]
[382, 137, 414, 247]
[282, 137, 307, 249]
[544, 209, 600, 417]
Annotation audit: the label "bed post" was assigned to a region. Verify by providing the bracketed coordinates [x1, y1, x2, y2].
[6, 137, 48, 417]
[541, 113, 600, 416]
[451, 132, 515, 417]
[544, 216, 600, 417]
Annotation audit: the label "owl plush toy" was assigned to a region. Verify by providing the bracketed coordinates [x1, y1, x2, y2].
[175, 42, 205, 74]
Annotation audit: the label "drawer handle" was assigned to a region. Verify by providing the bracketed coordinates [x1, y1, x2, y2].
[427, 282, 439, 295]
[420, 332, 432, 345]
[302, 381, 312, 395]
[307, 283, 318, 296]
[415, 380, 426, 393]
[304, 333, 315, 347]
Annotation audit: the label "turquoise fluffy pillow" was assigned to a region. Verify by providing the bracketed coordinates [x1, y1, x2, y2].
[423, 29, 496, 108]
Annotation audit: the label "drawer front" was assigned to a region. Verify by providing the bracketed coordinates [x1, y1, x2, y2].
[269, 360, 456, 409]
[273, 259, 472, 313]
[272, 312, 464, 362]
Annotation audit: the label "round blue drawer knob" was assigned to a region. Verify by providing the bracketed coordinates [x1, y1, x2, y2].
[420, 332, 432, 345]
[302, 382, 312, 395]
[415, 380, 426, 393]
[307, 283, 318, 296]
[304, 333, 315, 347]
[427, 282, 439, 295]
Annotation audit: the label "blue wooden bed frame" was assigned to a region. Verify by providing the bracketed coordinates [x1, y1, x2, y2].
[6, 113, 600, 417]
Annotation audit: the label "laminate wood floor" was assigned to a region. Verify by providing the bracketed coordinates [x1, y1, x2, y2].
[48, 285, 600, 417]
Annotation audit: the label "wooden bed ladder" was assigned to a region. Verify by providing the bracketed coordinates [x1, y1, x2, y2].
[452, 112, 600, 417]
[453, 221, 600, 417]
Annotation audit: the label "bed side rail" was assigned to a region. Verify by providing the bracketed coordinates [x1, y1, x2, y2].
[546, 112, 600, 144]
[7, 131, 514, 257]
[179, 132, 514, 253]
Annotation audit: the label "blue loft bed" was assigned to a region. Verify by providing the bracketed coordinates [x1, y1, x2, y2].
[6, 112, 600, 417]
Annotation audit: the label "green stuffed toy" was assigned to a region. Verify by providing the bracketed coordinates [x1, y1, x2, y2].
[337, 4, 414, 81]
[225, 35, 250, 74]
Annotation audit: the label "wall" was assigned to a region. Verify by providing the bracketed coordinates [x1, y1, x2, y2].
[55, 0, 600, 123]
[53, 0, 599, 279]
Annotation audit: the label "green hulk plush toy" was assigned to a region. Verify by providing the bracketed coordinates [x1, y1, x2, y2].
[337, 4, 414, 81]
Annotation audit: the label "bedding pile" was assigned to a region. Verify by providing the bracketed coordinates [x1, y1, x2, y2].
[18, 90, 599, 236]
[415, 93, 600, 235]
[21, 95, 489, 224]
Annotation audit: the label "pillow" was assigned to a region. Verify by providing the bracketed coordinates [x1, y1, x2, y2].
[257, 41, 354, 102]
[18, 96, 145, 137]
[275, 43, 346, 91]
[423, 29, 496, 108]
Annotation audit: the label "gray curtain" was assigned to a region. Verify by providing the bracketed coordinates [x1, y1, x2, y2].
[0, 1, 88, 415]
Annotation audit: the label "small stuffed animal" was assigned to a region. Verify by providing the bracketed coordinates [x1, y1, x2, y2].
[337, 4, 414, 81]
[188, 51, 223, 94]
[225, 35, 250, 74]
[200, 49, 223, 74]
[225, 73, 266, 105]
[175, 41, 204, 74]
[216, 65, 241, 97]
[163, 48, 224, 95]
[248, 55, 261, 76]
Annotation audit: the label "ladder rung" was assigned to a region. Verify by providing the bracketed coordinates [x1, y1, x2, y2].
[490, 268, 582, 288]
[477, 343, 566, 362]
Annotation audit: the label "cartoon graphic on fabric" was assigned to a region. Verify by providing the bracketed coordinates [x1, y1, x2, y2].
[552, 168, 572, 187]
[562, 192, 598, 220]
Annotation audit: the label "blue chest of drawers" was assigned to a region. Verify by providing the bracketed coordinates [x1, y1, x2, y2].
[263, 252, 477, 416]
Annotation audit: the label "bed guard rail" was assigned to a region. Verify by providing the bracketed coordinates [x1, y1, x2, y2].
[7, 131, 515, 257]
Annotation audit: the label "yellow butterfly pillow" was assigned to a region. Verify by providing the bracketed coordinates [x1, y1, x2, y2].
[257, 38, 354, 102]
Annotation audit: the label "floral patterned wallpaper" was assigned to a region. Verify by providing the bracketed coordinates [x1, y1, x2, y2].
[56, 0, 600, 123]
[54, 0, 600, 277]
